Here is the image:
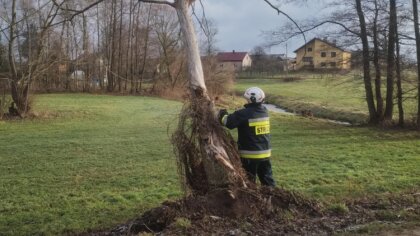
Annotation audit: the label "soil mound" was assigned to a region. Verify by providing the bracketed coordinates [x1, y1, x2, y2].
[82, 190, 420, 236]
[86, 186, 326, 235]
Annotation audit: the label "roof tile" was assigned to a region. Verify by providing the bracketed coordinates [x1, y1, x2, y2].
[217, 52, 248, 62]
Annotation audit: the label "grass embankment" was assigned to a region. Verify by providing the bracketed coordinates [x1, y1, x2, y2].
[236, 73, 418, 124]
[1, 94, 419, 235]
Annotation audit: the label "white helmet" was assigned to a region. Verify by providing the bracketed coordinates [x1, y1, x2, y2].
[244, 87, 265, 103]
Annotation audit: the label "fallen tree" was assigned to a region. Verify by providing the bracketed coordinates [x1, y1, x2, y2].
[140, 0, 248, 194]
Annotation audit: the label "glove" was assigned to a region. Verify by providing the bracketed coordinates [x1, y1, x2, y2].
[217, 109, 228, 123]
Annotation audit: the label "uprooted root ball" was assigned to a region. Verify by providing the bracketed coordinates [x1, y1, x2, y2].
[171, 92, 248, 194]
[124, 186, 323, 235]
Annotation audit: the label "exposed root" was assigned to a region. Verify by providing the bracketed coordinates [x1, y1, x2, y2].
[121, 186, 323, 235]
[171, 90, 248, 195]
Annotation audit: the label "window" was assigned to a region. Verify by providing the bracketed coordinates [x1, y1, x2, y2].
[331, 52, 337, 57]
[321, 62, 326, 67]
[303, 57, 313, 62]
[321, 52, 326, 57]
[330, 62, 337, 67]
[307, 47, 312, 52]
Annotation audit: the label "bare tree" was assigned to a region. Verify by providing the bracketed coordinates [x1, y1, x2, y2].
[355, 0, 378, 123]
[413, 0, 420, 128]
[138, 4, 153, 93]
[383, 0, 397, 122]
[395, 20, 404, 127]
[372, 0, 384, 121]
[3, 0, 61, 115]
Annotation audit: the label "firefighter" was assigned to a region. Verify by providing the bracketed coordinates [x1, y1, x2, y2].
[218, 87, 275, 187]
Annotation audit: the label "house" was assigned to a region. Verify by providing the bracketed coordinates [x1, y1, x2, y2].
[293, 38, 351, 70]
[216, 51, 252, 72]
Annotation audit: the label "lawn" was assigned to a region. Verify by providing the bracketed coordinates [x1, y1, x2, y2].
[235, 72, 418, 124]
[1, 94, 419, 235]
[0, 94, 183, 235]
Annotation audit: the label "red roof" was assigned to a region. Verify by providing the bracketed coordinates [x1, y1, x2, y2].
[217, 51, 248, 62]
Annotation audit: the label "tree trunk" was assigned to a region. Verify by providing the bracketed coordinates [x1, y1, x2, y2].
[139, 4, 152, 94]
[373, 0, 383, 121]
[384, 0, 397, 122]
[96, 5, 103, 90]
[82, 13, 90, 92]
[174, 0, 246, 189]
[395, 19, 404, 127]
[8, 0, 19, 105]
[8, 0, 17, 79]
[134, 4, 141, 93]
[413, 0, 420, 129]
[355, 0, 377, 124]
[125, 0, 134, 93]
[107, 0, 117, 92]
[117, 0, 123, 92]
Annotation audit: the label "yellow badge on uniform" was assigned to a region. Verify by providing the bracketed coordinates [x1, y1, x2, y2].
[248, 118, 270, 135]
[255, 124, 270, 135]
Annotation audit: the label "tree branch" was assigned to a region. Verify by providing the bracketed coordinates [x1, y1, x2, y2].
[264, 19, 360, 47]
[262, 0, 307, 45]
[138, 0, 175, 8]
[51, 0, 106, 22]
[191, 0, 209, 38]
[0, 1, 51, 37]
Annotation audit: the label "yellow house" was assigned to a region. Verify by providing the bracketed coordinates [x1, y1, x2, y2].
[294, 38, 351, 70]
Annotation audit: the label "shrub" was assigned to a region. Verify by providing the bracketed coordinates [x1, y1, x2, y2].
[202, 56, 234, 97]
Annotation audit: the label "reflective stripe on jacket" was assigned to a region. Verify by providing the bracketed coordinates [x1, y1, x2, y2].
[221, 103, 271, 159]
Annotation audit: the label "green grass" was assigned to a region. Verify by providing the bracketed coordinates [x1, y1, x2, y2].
[0, 94, 183, 235]
[235, 72, 418, 124]
[1, 94, 420, 235]
[269, 115, 420, 201]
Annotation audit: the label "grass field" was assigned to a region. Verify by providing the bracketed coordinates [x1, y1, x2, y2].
[235, 73, 418, 124]
[0, 94, 183, 235]
[1, 94, 420, 235]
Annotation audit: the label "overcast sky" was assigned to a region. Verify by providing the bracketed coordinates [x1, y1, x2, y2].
[196, 0, 326, 56]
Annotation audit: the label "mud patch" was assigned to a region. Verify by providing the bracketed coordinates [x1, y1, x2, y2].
[81, 190, 419, 235]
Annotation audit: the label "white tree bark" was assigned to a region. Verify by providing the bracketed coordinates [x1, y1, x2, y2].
[174, 0, 207, 92]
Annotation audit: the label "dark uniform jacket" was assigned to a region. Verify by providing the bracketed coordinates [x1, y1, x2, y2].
[221, 103, 271, 159]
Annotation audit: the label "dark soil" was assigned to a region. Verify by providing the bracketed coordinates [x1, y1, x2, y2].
[80, 188, 420, 236]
